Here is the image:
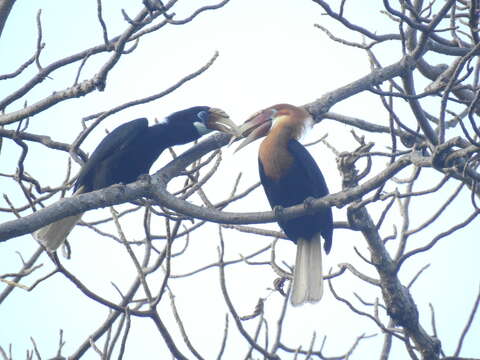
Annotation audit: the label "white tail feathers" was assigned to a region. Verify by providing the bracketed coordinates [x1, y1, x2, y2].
[33, 186, 85, 252]
[290, 235, 323, 306]
[33, 213, 83, 252]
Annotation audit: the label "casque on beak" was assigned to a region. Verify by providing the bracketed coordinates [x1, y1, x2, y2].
[234, 108, 276, 152]
[207, 108, 242, 137]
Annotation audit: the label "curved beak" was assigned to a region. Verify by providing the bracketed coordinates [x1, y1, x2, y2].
[234, 109, 275, 153]
[206, 108, 242, 137]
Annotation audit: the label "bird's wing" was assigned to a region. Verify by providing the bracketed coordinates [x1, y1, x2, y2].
[259, 139, 333, 252]
[75, 118, 148, 191]
[287, 140, 329, 198]
[259, 140, 329, 205]
[287, 140, 333, 252]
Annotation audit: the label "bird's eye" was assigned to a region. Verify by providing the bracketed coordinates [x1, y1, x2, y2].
[268, 108, 278, 121]
[197, 110, 209, 123]
[269, 108, 278, 119]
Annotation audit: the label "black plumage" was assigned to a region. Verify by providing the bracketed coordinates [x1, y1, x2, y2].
[76, 106, 222, 192]
[259, 139, 332, 253]
[35, 106, 238, 251]
[236, 103, 333, 306]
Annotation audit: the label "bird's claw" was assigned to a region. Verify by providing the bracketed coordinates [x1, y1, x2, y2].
[137, 174, 152, 184]
[273, 205, 284, 221]
[110, 183, 126, 193]
[303, 196, 316, 215]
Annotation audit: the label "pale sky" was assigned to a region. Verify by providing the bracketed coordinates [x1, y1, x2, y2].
[1, 1, 478, 359]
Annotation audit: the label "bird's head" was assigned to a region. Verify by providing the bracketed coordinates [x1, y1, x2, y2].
[165, 106, 240, 143]
[235, 104, 313, 152]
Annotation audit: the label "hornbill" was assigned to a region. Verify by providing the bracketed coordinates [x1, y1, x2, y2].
[34, 106, 239, 251]
[236, 104, 333, 306]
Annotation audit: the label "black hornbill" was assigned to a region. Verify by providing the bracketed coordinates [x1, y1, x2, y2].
[34, 106, 239, 251]
[236, 103, 333, 306]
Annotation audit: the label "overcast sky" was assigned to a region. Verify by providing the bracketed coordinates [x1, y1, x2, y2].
[1, 1, 478, 359]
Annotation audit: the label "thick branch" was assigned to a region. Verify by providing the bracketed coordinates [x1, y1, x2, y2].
[340, 150, 441, 359]
[305, 57, 414, 118]
[0, 132, 420, 242]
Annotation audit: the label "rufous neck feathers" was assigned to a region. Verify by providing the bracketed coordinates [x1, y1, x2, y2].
[258, 105, 312, 180]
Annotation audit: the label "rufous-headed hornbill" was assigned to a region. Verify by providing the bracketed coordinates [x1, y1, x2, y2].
[236, 104, 333, 306]
[34, 106, 239, 251]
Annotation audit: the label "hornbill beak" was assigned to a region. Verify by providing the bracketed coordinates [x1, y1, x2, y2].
[206, 108, 242, 137]
[234, 108, 276, 152]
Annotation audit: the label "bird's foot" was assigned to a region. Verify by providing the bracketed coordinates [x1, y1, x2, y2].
[273, 205, 285, 221]
[303, 196, 317, 215]
[109, 183, 126, 194]
[137, 174, 151, 184]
